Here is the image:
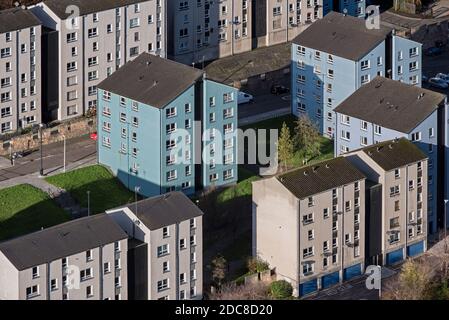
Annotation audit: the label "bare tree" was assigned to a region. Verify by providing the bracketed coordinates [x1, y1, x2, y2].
[211, 255, 227, 287]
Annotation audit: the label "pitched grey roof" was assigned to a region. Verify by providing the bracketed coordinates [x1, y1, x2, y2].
[292, 11, 392, 61]
[277, 157, 366, 199]
[0, 214, 127, 271]
[361, 138, 427, 171]
[334, 77, 445, 133]
[0, 8, 41, 34]
[127, 192, 203, 230]
[44, 0, 148, 19]
[98, 53, 204, 108]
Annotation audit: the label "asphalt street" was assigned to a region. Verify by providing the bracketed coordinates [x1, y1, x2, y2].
[237, 92, 290, 119]
[0, 135, 96, 182]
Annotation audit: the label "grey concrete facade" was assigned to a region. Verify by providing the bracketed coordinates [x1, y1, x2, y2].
[107, 202, 203, 300]
[168, 0, 252, 64]
[252, 160, 366, 297]
[31, 0, 166, 121]
[0, 8, 42, 134]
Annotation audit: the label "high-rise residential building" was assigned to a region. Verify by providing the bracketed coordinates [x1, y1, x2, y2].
[107, 191, 203, 300]
[252, 157, 367, 297]
[0, 214, 128, 300]
[168, 0, 252, 64]
[344, 139, 428, 265]
[334, 77, 448, 235]
[291, 12, 422, 138]
[253, 0, 324, 48]
[0, 7, 42, 134]
[97, 53, 238, 197]
[30, 0, 166, 122]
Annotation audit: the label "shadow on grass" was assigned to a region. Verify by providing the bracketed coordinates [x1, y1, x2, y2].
[0, 192, 70, 242]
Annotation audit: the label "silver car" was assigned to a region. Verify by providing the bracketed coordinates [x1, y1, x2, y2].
[429, 77, 449, 89]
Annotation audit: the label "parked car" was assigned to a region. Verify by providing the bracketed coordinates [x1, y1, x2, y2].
[271, 85, 290, 95]
[90, 132, 98, 141]
[436, 73, 449, 84]
[237, 92, 254, 104]
[429, 77, 448, 89]
[425, 47, 443, 56]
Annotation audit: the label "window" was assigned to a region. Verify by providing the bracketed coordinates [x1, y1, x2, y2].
[115, 276, 121, 288]
[26, 285, 39, 299]
[86, 286, 93, 298]
[190, 218, 196, 229]
[86, 249, 93, 261]
[190, 235, 196, 246]
[361, 60, 370, 70]
[302, 213, 314, 224]
[180, 273, 187, 284]
[323, 208, 329, 219]
[166, 169, 177, 181]
[163, 261, 169, 273]
[88, 28, 98, 38]
[224, 169, 233, 180]
[158, 244, 169, 257]
[390, 217, 400, 229]
[130, 18, 140, 28]
[303, 247, 314, 258]
[166, 123, 176, 134]
[223, 92, 234, 103]
[32, 266, 39, 279]
[308, 229, 314, 240]
[80, 268, 93, 281]
[166, 107, 176, 118]
[360, 136, 368, 146]
[66, 32, 77, 43]
[163, 227, 169, 238]
[88, 57, 98, 67]
[67, 61, 77, 72]
[390, 185, 400, 197]
[323, 241, 329, 252]
[180, 238, 186, 250]
[209, 96, 216, 107]
[389, 232, 400, 244]
[394, 169, 400, 179]
[130, 46, 139, 57]
[104, 262, 111, 274]
[374, 125, 382, 135]
[157, 279, 169, 292]
[429, 127, 434, 138]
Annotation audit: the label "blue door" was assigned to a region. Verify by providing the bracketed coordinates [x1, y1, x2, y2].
[321, 271, 340, 289]
[407, 241, 424, 257]
[343, 263, 362, 281]
[299, 279, 318, 296]
[386, 248, 404, 265]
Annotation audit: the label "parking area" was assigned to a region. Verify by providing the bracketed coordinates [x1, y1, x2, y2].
[423, 48, 449, 93]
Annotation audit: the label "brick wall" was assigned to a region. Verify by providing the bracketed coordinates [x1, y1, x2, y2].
[0, 117, 97, 156]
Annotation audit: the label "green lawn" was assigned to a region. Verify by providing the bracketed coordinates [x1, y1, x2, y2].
[0, 184, 70, 241]
[45, 165, 135, 214]
[241, 114, 334, 170]
[217, 167, 260, 203]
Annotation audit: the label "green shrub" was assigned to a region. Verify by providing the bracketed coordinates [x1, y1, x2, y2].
[247, 257, 269, 274]
[270, 280, 293, 299]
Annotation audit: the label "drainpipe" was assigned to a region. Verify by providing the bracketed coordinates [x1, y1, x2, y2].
[340, 185, 345, 284]
[405, 164, 409, 259]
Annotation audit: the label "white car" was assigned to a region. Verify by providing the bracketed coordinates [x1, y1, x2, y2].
[436, 73, 449, 84]
[237, 92, 254, 104]
[429, 77, 449, 89]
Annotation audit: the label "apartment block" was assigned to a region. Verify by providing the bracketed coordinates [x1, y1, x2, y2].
[30, 0, 166, 122]
[253, 0, 324, 48]
[0, 214, 128, 300]
[0, 8, 42, 134]
[97, 53, 238, 197]
[107, 191, 203, 300]
[334, 77, 448, 235]
[253, 157, 367, 297]
[168, 0, 252, 64]
[344, 139, 428, 265]
[323, 0, 366, 18]
[291, 12, 422, 138]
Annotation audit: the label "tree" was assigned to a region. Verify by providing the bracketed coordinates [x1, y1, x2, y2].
[294, 115, 321, 163]
[211, 255, 227, 287]
[247, 257, 270, 274]
[384, 259, 432, 300]
[277, 122, 294, 172]
[270, 280, 293, 299]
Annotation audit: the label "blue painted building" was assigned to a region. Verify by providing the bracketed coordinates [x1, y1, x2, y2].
[97, 53, 238, 197]
[323, 0, 366, 18]
[334, 77, 448, 235]
[291, 12, 422, 138]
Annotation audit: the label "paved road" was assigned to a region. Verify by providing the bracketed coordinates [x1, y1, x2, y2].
[238, 92, 290, 120]
[0, 135, 96, 182]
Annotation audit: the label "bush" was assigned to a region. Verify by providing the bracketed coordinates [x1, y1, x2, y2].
[270, 280, 293, 299]
[247, 257, 269, 274]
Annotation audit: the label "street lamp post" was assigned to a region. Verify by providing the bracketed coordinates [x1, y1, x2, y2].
[39, 123, 44, 177]
[87, 191, 91, 216]
[63, 135, 66, 173]
[444, 199, 448, 252]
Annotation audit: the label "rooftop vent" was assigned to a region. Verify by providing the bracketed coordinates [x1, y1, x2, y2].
[304, 171, 308, 176]
[377, 146, 383, 152]
[325, 164, 330, 169]
[312, 166, 318, 172]
[418, 93, 425, 100]
[388, 144, 393, 149]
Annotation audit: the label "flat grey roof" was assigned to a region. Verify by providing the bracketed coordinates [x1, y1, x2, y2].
[0, 7, 41, 34]
[98, 53, 204, 108]
[292, 11, 392, 61]
[44, 0, 149, 19]
[362, 138, 427, 171]
[127, 192, 203, 231]
[277, 157, 366, 199]
[0, 214, 127, 271]
[334, 77, 445, 133]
